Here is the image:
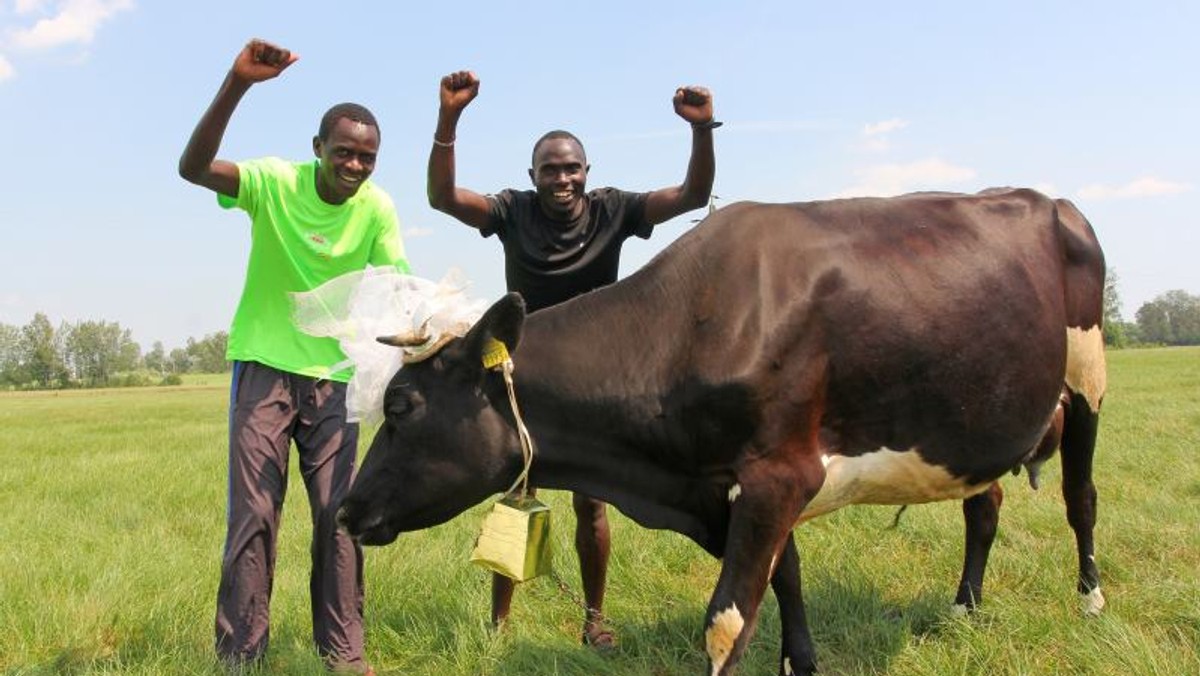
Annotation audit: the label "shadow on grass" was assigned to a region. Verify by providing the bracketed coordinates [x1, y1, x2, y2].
[362, 570, 956, 676]
[804, 576, 953, 674]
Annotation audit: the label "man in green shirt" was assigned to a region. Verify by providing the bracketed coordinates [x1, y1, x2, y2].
[179, 38, 406, 674]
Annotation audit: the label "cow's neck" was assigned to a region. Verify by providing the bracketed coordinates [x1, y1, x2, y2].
[511, 296, 667, 492]
[500, 287, 736, 548]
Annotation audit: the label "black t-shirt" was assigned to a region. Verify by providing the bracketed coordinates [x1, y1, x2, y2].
[483, 188, 651, 312]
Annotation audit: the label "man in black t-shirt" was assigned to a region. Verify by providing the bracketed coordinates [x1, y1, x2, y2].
[427, 70, 717, 649]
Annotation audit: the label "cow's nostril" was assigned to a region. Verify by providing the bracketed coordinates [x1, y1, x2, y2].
[359, 513, 384, 533]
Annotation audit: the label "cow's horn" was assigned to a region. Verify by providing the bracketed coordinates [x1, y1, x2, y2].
[376, 318, 432, 347]
[400, 334, 456, 364]
[377, 332, 430, 348]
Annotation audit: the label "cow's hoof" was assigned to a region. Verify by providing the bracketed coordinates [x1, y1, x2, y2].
[780, 656, 817, 675]
[1081, 587, 1106, 616]
[945, 605, 974, 619]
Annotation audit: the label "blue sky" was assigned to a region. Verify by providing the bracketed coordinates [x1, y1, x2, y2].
[1, 1, 1196, 349]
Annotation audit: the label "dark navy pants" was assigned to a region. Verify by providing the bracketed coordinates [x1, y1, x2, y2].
[215, 361, 366, 671]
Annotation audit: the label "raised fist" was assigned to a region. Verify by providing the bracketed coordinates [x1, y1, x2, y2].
[231, 39, 298, 85]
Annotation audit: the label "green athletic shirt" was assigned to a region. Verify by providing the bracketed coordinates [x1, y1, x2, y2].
[218, 157, 410, 382]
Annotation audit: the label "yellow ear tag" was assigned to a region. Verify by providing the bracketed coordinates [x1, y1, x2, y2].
[482, 338, 510, 370]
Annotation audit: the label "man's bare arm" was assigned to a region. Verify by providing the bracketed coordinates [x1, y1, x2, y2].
[426, 70, 493, 229]
[178, 39, 298, 197]
[644, 86, 717, 226]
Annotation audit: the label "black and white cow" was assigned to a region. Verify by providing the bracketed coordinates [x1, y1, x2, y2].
[338, 188, 1107, 675]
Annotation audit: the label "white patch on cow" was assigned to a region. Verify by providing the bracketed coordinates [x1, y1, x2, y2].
[1081, 586, 1106, 616]
[705, 603, 745, 676]
[769, 553, 778, 577]
[949, 603, 970, 618]
[783, 656, 795, 676]
[728, 483, 742, 503]
[799, 448, 989, 523]
[1066, 326, 1106, 412]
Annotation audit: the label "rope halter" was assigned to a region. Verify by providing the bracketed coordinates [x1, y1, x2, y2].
[483, 337, 536, 499]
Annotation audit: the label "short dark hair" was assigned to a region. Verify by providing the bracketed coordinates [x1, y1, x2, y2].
[531, 129, 586, 166]
[318, 103, 380, 142]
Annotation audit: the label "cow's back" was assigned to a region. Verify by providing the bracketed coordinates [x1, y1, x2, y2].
[637, 189, 1077, 483]
[526, 187, 1094, 496]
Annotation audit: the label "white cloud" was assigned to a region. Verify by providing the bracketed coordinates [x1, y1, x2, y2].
[863, 118, 908, 137]
[858, 136, 891, 153]
[1076, 176, 1193, 201]
[856, 118, 908, 153]
[8, 0, 134, 51]
[16, 0, 53, 14]
[1029, 182, 1059, 197]
[831, 158, 977, 198]
[0, 54, 14, 81]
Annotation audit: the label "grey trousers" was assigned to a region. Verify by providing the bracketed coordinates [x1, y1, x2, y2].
[215, 361, 366, 671]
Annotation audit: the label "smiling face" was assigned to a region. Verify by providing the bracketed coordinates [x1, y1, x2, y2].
[312, 117, 380, 204]
[528, 136, 589, 221]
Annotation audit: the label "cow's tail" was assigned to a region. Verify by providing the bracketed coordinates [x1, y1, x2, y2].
[1055, 197, 1108, 616]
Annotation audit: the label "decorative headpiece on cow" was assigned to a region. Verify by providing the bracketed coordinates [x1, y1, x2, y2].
[292, 267, 488, 427]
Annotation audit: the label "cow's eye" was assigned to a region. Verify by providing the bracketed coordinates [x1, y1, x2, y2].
[385, 391, 415, 417]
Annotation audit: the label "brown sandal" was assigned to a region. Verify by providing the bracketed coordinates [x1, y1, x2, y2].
[582, 624, 617, 651]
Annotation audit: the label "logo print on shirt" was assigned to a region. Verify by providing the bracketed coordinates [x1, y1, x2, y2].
[306, 233, 332, 259]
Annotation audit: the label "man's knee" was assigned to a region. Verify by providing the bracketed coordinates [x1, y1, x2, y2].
[572, 493, 607, 520]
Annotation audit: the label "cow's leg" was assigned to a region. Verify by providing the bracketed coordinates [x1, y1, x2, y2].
[953, 482, 1003, 614]
[705, 460, 819, 676]
[1060, 392, 1104, 615]
[704, 521, 789, 676]
[770, 532, 816, 676]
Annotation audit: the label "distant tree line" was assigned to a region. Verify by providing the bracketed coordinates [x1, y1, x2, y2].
[1, 272, 1195, 390]
[1103, 270, 1200, 348]
[0, 313, 230, 390]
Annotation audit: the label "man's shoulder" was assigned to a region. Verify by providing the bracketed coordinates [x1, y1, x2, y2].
[357, 180, 397, 210]
[218, 157, 305, 209]
[488, 188, 535, 217]
[588, 186, 644, 201]
[237, 157, 313, 192]
[492, 188, 535, 203]
[587, 187, 647, 211]
[241, 156, 305, 175]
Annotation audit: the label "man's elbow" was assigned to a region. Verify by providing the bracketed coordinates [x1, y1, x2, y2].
[682, 190, 711, 212]
[427, 188, 452, 213]
[178, 159, 203, 185]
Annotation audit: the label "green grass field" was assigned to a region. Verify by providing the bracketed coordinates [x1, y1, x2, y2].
[2, 348, 1198, 675]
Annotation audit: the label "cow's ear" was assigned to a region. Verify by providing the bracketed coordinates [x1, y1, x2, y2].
[463, 292, 526, 366]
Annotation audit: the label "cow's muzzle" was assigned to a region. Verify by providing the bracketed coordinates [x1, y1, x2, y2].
[335, 502, 399, 546]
